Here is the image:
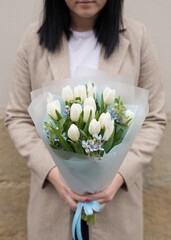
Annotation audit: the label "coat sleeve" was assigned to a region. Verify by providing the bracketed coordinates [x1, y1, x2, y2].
[5, 25, 56, 189]
[118, 24, 167, 191]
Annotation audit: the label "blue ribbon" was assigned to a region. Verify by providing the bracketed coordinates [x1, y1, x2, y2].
[72, 201, 101, 240]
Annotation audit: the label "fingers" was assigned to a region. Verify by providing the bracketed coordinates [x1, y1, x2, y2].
[99, 203, 106, 212]
[54, 183, 78, 212]
[69, 191, 90, 202]
[66, 196, 78, 212]
[55, 178, 111, 212]
[88, 189, 114, 202]
[59, 188, 78, 212]
[85, 185, 117, 206]
[50, 171, 88, 211]
[86, 191, 104, 200]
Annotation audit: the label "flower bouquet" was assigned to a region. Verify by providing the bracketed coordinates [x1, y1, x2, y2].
[28, 69, 149, 240]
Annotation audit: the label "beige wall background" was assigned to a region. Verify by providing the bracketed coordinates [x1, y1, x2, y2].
[0, 0, 171, 113]
[0, 0, 171, 240]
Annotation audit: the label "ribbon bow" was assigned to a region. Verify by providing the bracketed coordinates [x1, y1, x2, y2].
[72, 200, 101, 240]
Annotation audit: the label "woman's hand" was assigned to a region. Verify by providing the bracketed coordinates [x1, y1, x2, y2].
[86, 173, 124, 212]
[47, 166, 88, 212]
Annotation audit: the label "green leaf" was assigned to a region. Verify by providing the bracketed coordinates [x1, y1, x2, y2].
[95, 111, 99, 121]
[83, 110, 92, 135]
[63, 118, 72, 132]
[75, 97, 81, 102]
[81, 213, 86, 221]
[50, 143, 60, 150]
[100, 128, 105, 137]
[104, 105, 108, 113]
[51, 127, 74, 152]
[92, 152, 101, 158]
[101, 93, 104, 113]
[103, 128, 115, 153]
[49, 130, 56, 142]
[86, 215, 91, 226]
[68, 140, 84, 154]
[125, 118, 132, 125]
[44, 121, 52, 127]
[56, 118, 66, 133]
[112, 138, 123, 147]
[48, 114, 58, 125]
[44, 121, 48, 126]
[84, 214, 88, 221]
[85, 84, 88, 97]
[99, 150, 104, 157]
[78, 111, 84, 129]
[79, 129, 88, 140]
[92, 214, 96, 226]
[55, 109, 62, 120]
[119, 125, 129, 131]
[95, 97, 100, 113]
[114, 128, 124, 143]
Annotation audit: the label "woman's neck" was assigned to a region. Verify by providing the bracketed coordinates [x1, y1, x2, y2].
[70, 11, 98, 32]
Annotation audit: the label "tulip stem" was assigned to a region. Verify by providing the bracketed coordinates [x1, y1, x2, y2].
[101, 93, 104, 113]
[83, 110, 92, 135]
[104, 105, 108, 112]
[52, 127, 74, 152]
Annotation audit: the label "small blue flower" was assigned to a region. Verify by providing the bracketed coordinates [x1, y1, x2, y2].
[82, 140, 88, 148]
[89, 140, 95, 145]
[108, 109, 118, 120]
[98, 143, 104, 151]
[54, 136, 59, 142]
[85, 148, 90, 154]
[111, 113, 118, 120]
[116, 118, 122, 124]
[98, 142, 103, 148]
[93, 144, 99, 151]
[63, 107, 70, 116]
[62, 132, 67, 140]
[93, 134, 102, 141]
[44, 129, 49, 138]
[89, 145, 95, 152]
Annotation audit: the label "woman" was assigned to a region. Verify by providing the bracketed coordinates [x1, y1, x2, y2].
[5, 0, 166, 239]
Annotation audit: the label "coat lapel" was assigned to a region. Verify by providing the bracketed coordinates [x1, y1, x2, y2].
[48, 33, 130, 80]
[98, 34, 130, 74]
[48, 35, 70, 80]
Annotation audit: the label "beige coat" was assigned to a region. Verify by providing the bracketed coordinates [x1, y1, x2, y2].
[5, 18, 166, 240]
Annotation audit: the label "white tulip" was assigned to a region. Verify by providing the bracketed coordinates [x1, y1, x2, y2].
[100, 112, 115, 141]
[62, 85, 74, 102]
[103, 120, 114, 141]
[87, 82, 97, 98]
[68, 124, 80, 142]
[70, 104, 82, 122]
[83, 105, 95, 123]
[74, 85, 87, 102]
[47, 99, 61, 120]
[99, 112, 111, 129]
[89, 119, 101, 136]
[122, 110, 135, 124]
[103, 87, 116, 106]
[84, 96, 96, 112]
[105, 114, 113, 129]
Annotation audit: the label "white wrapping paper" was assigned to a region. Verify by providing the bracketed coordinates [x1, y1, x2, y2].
[28, 69, 149, 194]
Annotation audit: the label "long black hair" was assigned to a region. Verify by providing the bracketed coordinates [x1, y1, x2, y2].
[38, 0, 124, 59]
